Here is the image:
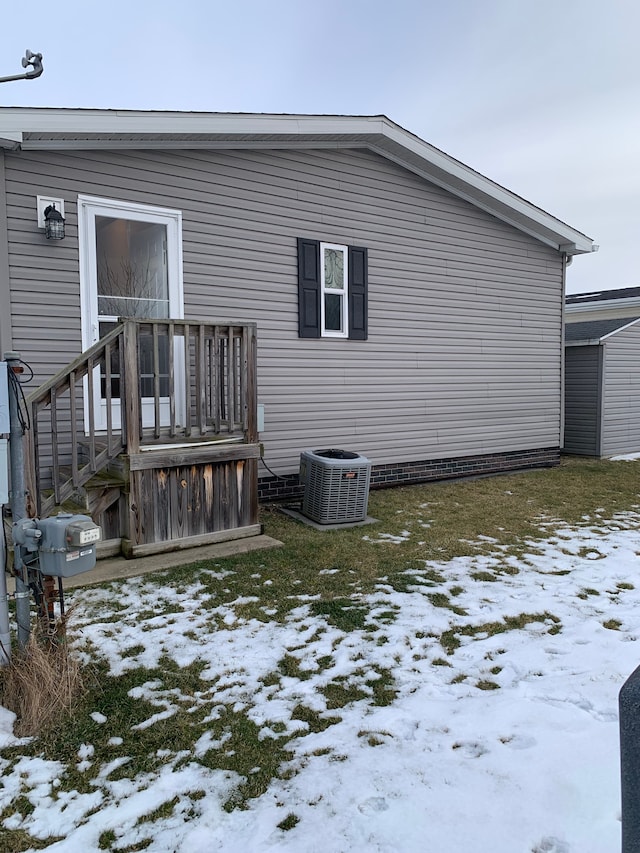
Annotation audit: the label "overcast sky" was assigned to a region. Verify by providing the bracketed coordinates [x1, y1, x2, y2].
[1, 0, 638, 294]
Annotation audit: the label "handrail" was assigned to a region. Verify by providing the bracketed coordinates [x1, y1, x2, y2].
[25, 324, 124, 408]
[26, 324, 127, 517]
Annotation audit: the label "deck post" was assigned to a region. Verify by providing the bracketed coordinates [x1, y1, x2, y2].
[121, 320, 140, 454]
[245, 323, 258, 443]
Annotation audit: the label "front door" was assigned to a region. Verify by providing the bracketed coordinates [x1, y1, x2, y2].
[78, 196, 184, 431]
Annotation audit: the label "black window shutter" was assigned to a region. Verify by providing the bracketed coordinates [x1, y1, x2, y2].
[298, 238, 321, 338]
[348, 246, 368, 340]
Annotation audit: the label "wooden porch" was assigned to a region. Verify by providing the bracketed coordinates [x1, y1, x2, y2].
[25, 319, 260, 558]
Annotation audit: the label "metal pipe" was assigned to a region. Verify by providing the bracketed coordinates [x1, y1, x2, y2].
[0, 529, 9, 664]
[5, 352, 31, 648]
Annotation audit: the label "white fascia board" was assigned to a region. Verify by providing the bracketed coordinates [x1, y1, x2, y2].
[0, 108, 594, 254]
[566, 297, 640, 315]
[19, 139, 365, 153]
[0, 108, 385, 136]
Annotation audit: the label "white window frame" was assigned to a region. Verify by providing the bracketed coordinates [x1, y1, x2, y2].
[320, 242, 349, 338]
[78, 195, 185, 431]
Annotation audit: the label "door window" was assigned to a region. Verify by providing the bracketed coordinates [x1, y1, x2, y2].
[78, 196, 184, 430]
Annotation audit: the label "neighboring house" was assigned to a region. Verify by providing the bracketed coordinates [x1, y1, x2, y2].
[0, 108, 595, 554]
[566, 287, 640, 323]
[564, 288, 640, 457]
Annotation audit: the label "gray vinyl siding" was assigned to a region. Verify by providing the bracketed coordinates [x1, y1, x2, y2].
[563, 345, 602, 455]
[601, 323, 640, 457]
[4, 146, 563, 473]
[0, 151, 13, 353]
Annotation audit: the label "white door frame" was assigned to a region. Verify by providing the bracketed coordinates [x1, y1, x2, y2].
[78, 194, 185, 432]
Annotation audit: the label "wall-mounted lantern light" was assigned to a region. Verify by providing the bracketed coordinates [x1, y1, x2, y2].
[43, 204, 65, 240]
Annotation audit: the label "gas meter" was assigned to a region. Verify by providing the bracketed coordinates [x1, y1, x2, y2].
[13, 512, 101, 577]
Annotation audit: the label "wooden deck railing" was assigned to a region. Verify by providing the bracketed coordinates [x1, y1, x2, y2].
[26, 320, 258, 518]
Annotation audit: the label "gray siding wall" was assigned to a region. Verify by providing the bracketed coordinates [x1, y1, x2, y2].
[4, 146, 563, 473]
[563, 345, 602, 455]
[0, 151, 13, 353]
[601, 323, 640, 457]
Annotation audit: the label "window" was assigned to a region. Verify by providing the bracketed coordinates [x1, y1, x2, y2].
[321, 243, 347, 336]
[297, 238, 368, 339]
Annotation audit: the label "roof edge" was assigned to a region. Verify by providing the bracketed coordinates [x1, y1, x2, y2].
[600, 317, 640, 341]
[0, 107, 596, 256]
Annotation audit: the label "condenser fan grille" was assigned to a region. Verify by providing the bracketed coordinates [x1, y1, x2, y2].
[300, 449, 371, 524]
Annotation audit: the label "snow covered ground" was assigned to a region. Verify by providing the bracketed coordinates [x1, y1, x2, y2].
[1, 508, 640, 852]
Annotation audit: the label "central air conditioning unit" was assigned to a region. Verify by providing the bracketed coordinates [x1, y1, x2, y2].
[300, 448, 371, 524]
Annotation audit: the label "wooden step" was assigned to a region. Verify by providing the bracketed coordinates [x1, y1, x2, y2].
[77, 444, 129, 479]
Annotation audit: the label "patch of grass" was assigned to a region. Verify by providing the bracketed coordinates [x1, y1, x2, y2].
[476, 680, 500, 691]
[99, 830, 117, 849]
[277, 813, 300, 831]
[368, 667, 397, 707]
[603, 619, 622, 631]
[617, 582, 635, 590]
[0, 827, 62, 852]
[198, 708, 295, 811]
[577, 547, 605, 559]
[291, 705, 341, 733]
[374, 610, 398, 624]
[470, 571, 498, 582]
[310, 599, 370, 632]
[427, 592, 467, 616]
[577, 587, 600, 599]
[318, 666, 396, 710]
[360, 732, 385, 746]
[320, 680, 369, 709]
[278, 654, 312, 681]
[440, 612, 561, 655]
[121, 644, 146, 658]
[383, 567, 447, 593]
[136, 796, 179, 824]
[120, 840, 153, 852]
[7, 795, 35, 818]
